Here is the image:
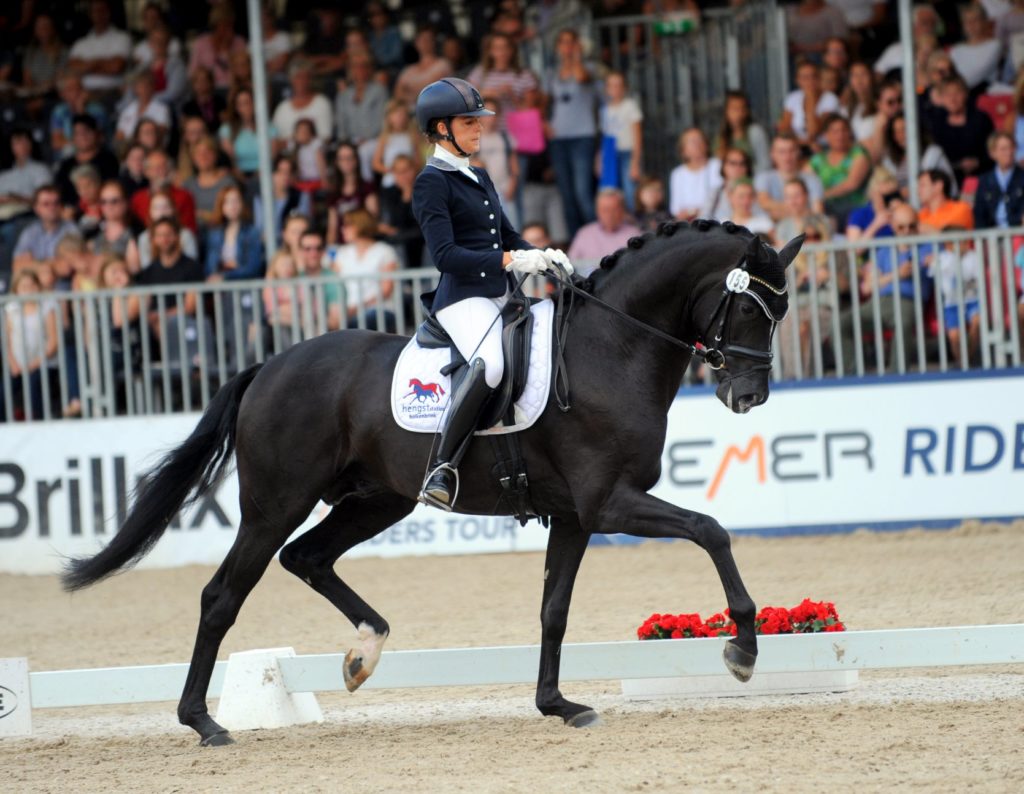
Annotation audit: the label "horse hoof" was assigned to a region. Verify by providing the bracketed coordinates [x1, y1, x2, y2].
[565, 710, 602, 728]
[723, 641, 757, 683]
[200, 730, 235, 747]
[343, 650, 370, 692]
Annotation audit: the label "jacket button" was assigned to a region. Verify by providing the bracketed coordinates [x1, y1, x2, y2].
[480, 271, 486, 277]
[484, 200, 489, 205]
[492, 243, 498, 249]
[489, 214, 494, 219]
[490, 228, 496, 234]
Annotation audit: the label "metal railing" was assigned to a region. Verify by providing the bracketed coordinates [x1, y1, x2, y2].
[1, 227, 1020, 422]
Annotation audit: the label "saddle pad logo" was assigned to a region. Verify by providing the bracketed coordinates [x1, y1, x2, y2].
[398, 374, 450, 424]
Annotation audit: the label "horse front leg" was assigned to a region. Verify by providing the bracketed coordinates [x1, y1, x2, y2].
[595, 487, 758, 681]
[535, 513, 600, 727]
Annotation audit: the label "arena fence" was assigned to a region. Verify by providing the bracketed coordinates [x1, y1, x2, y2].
[22, 625, 1024, 710]
[591, 1, 787, 182]
[0, 226, 1020, 423]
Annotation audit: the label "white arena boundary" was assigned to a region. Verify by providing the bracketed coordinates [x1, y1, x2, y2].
[25, 624, 1024, 710]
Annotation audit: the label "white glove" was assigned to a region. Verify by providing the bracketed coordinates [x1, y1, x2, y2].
[542, 247, 575, 276]
[505, 249, 549, 276]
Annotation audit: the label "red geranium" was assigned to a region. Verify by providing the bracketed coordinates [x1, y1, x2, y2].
[637, 600, 845, 640]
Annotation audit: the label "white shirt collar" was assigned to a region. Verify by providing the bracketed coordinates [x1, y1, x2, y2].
[434, 145, 471, 170]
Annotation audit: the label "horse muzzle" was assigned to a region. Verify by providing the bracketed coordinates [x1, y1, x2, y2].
[716, 379, 768, 414]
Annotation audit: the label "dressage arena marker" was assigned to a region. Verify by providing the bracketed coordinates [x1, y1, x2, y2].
[8, 624, 1023, 736]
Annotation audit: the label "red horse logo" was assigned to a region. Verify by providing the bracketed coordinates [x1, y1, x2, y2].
[404, 378, 446, 403]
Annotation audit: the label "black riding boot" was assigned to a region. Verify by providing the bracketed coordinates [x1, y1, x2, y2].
[419, 358, 494, 510]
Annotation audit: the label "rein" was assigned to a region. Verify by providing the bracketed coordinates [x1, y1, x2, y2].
[548, 256, 787, 410]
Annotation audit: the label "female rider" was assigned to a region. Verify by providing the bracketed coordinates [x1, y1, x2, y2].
[412, 77, 571, 510]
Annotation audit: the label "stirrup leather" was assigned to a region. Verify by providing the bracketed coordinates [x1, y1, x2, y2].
[418, 463, 460, 511]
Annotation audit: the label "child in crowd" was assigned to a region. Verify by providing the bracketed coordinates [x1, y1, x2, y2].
[69, 165, 103, 237]
[714, 90, 770, 175]
[262, 250, 303, 351]
[2, 269, 59, 420]
[372, 99, 420, 188]
[599, 71, 643, 212]
[290, 118, 327, 192]
[633, 177, 673, 231]
[54, 234, 99, 292]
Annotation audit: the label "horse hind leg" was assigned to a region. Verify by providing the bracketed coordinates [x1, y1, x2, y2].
[279, 488, 416, 693]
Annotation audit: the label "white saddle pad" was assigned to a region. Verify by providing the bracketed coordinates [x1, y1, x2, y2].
[391, 299, 554, 435]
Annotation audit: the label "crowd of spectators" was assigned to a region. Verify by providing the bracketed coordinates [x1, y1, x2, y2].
[2, 0, 1024, 419]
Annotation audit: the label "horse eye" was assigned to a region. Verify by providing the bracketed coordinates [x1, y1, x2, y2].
[739, 303, 755, 316]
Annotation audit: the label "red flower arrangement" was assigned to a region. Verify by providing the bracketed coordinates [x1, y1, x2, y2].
[637, 599, 845, 640]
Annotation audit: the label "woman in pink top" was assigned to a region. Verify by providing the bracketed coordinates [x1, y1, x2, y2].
[187, 6, 246, 91]
[467, 33, 539, 128]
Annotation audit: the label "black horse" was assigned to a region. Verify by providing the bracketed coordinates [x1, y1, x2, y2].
[63, 220, 801, 746]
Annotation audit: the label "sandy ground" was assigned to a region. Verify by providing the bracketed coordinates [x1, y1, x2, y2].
[2, 521, 1023, 792]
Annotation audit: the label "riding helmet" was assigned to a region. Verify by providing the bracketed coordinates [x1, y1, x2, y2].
[415, 78, 495, 133]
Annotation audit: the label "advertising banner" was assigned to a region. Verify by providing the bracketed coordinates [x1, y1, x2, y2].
[1, 372, 1021, 574]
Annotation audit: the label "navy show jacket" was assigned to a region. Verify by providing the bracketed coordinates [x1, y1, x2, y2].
[411, 162, 533, 313]
[972, 166, 1024, 229]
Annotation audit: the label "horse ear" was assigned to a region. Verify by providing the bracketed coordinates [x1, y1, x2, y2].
[777, 234, 805, 270]
[745, 235, 761, 261]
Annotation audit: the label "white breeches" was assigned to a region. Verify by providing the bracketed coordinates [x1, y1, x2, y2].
[435, 295, 508, 388]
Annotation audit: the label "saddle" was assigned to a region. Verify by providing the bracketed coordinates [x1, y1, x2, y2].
[415, 294, 536, 429]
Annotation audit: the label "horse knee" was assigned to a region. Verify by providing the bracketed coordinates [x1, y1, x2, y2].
[540, 600, 571, 642]
[279, 540, 315, 580]
[695, 515, 731, 554]
[198, 581, 240, 635]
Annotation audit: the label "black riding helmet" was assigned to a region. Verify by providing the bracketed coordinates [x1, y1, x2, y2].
[415, 78, 495, 157]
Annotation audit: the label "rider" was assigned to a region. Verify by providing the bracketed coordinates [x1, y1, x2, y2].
[412, 77, 571, 510]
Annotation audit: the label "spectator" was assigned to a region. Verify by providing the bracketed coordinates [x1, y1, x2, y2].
[54, 114, 119, 210]
[773, 178, 835, 379]
[474, 97, 520, 228]
[175, 115, 209, 186]
[372, 100, 421, 189]
[378, 154, 424, 269]
[262, 250, 303, 348]
[289, 119, 327, 190]
[881, 112, 957, 195]
[825, 2, 887, 61]
[874, 5, 941, 78]
[787, 0, 849, 61]
[846, 167, 901, 243]
[90, 180, 139, 271]
[810, 113, 871, 229]
[55, 234, 98, 291]
[839, 203, 934, 371]
[97, 255, 142, 407]
[442, 36, 471, 80]
[184, 137, 237, 231]
[669, 128, 722, 221]
[520, 222, 552, 250]
[840, 62, 878, 145]
[188, 5, 247, 91]
[132, 118, 166, 156]
[778, 60, 840, 150]
[49, 74, 110, 161]
[567, 187, 643, 274]
[996, 0, 1024, 78]
[326, 142, 378, 246]
[466, 32, 539, 125]
[705, 148, 754, 221]
[220, 87, 280, 187]
[726, 178, 774, 235]
[67, 0, 133, 98]
[69, 165, 103, 237]
[144, 25, 187, 108]
[332, 208, 398, 332]
[756, 133, 826, 220]
[599, 71, 643, 212]
[253, 156, 312, 246]
[1, 269, 59, 420]
[296, 227, 334, 332]
[931, 234, 982, 365]
[132, 4, 182, 65]
[715, 90, 771, 174]
[633, 176, 673, 231]
[13, 186, 79, 273]
[394, 27, 453, 107]
[822, 35, 850, 78]
[259, 5, 293, 76]
[0, 129, 52, 222]
[119, 143, 147, 200]
[115, 70, 171, 148]
[544, 28, 599, 240]
[272, 58, 334, 143]
[929, 76, 994, 184]
[130, 149, 197, 232]
[137, 187, 199, 270]
[974, 132, 1024, 228]
[203, 185, 263, 282]
[281, 213, 310, 266]
[918, 169, 974, 233]
[334, 53, 388, 159]
[861, 78, 904, 163]
[366, 2, 405, 75]
[136, 218, 204, 319]
[1007, 68, 1024, 163]
[21, 13, 68, 116]
[300, 6, 346, 80]
[918, 49, 955, 126]
[820, 65, 843, 97]
[181, 67, 226, 135]
[950, 4, 1001, 89]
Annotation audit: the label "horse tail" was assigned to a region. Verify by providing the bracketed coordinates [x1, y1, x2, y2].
[61, 363, 265, 592]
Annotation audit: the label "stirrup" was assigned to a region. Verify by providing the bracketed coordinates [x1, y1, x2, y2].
[418, 463, 460, 511]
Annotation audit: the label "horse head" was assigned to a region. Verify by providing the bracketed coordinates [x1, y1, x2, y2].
[698, 232, 802, 413]
[408, 378, 423, 387]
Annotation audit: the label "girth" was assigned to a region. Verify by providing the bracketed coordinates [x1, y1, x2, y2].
[414, 294, 535, 430]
